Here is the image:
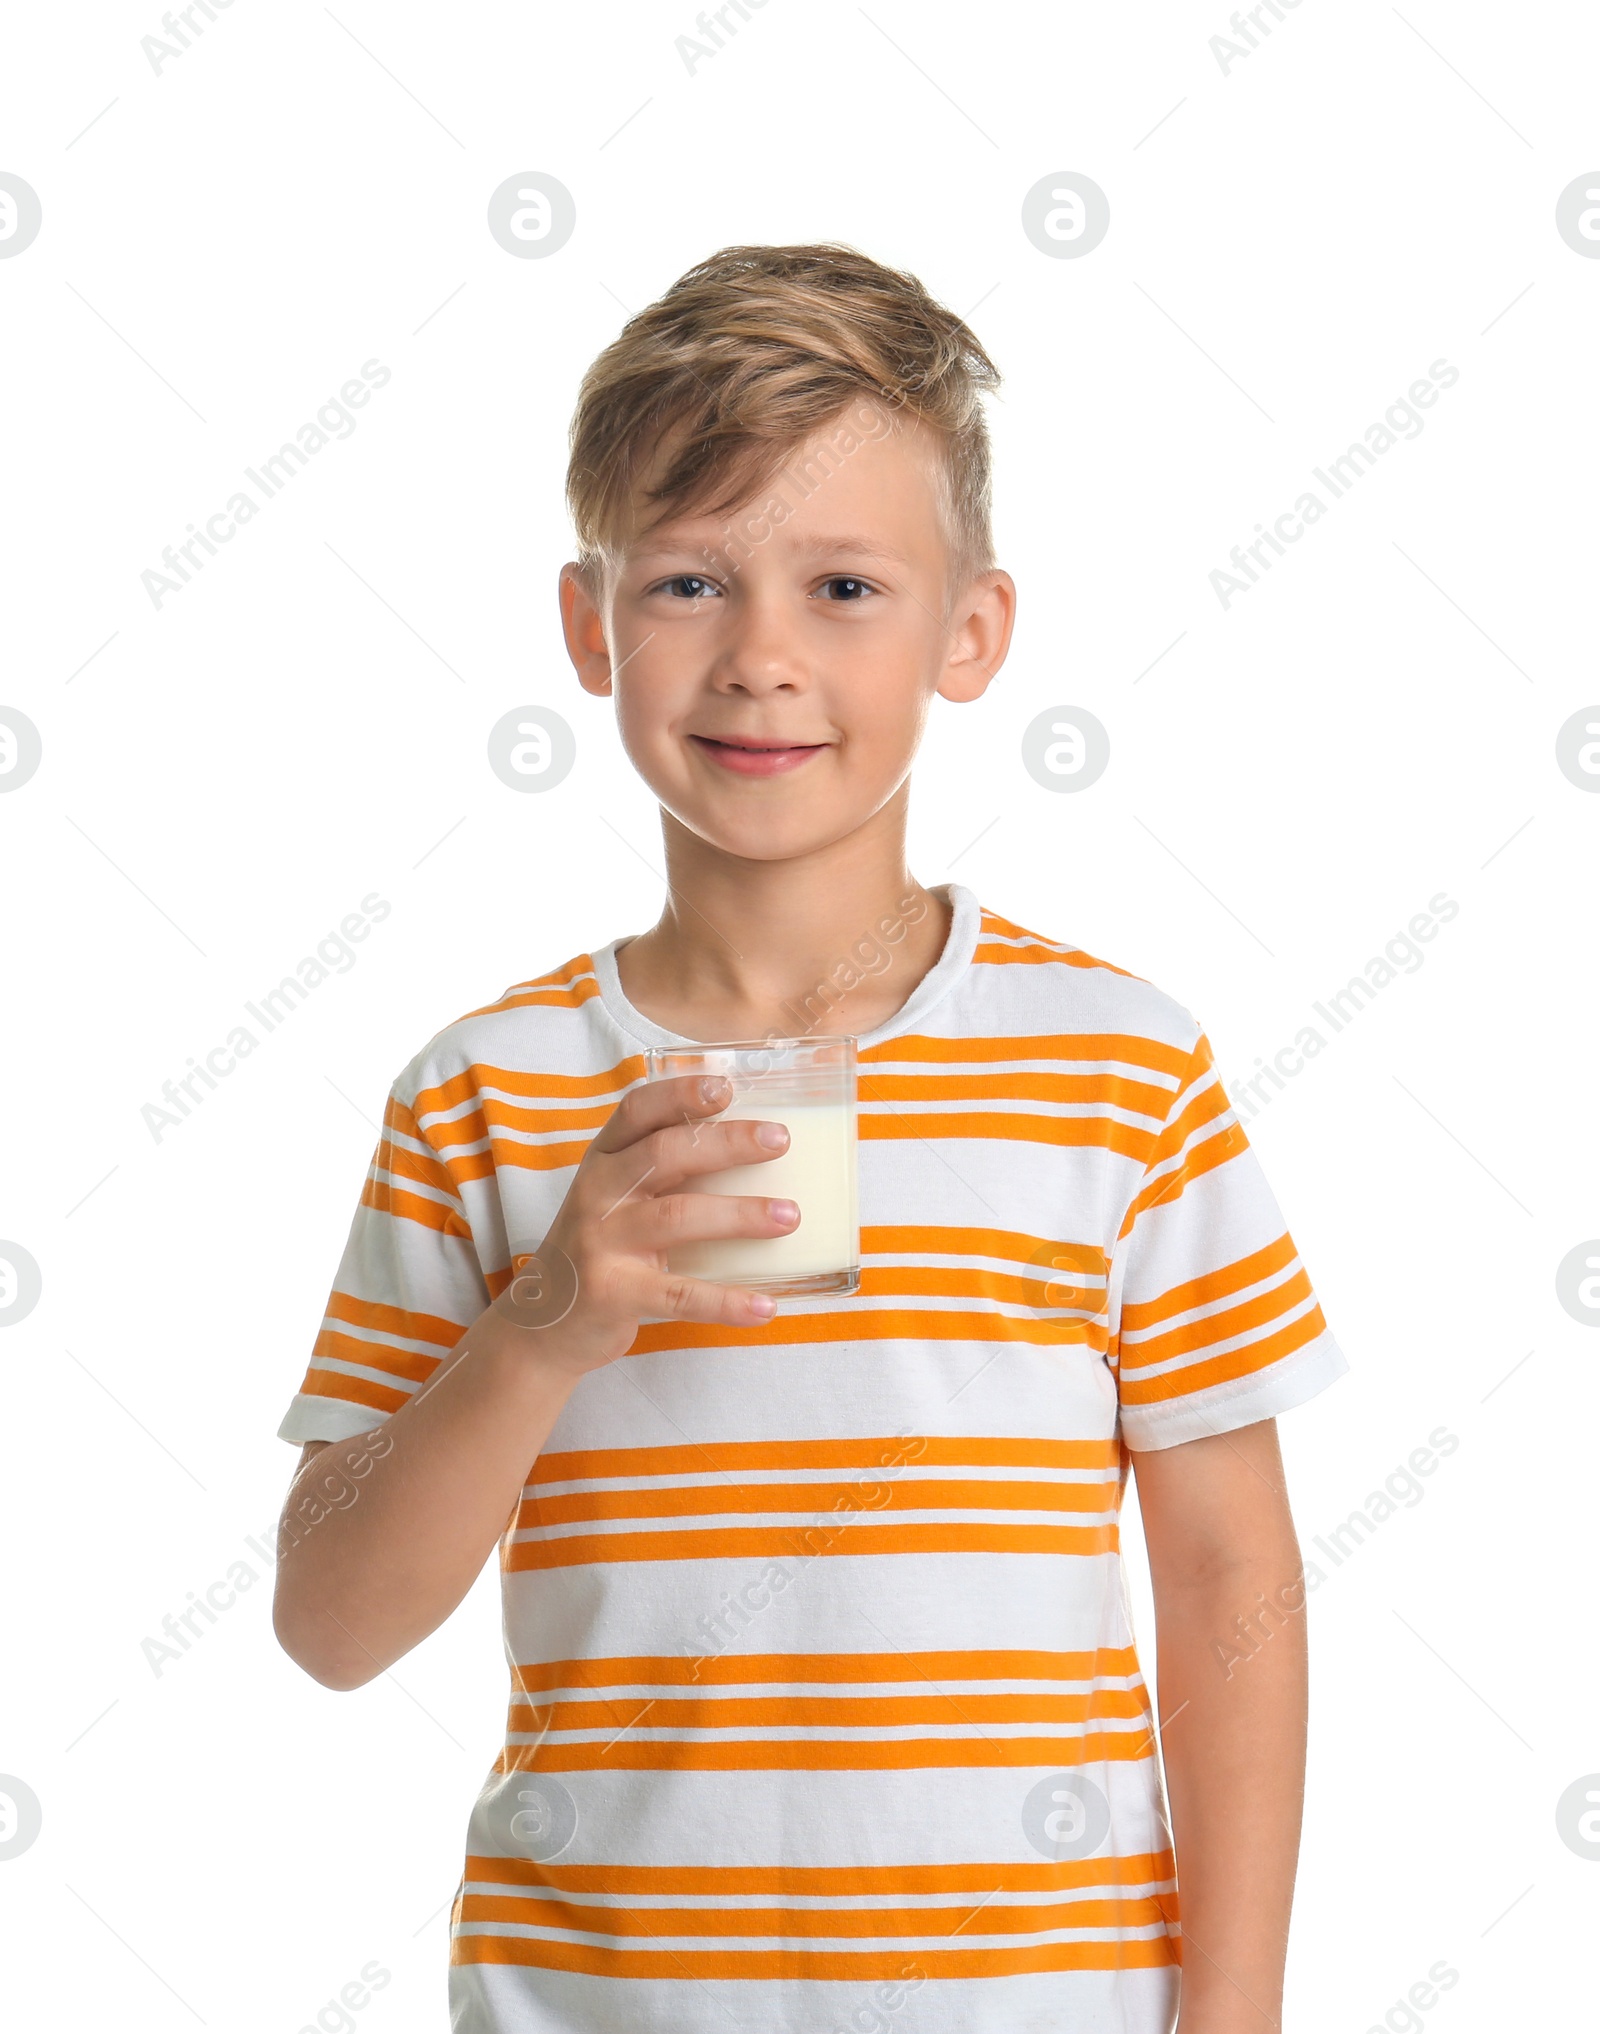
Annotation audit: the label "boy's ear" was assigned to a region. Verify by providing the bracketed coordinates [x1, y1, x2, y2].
[559, 562, 614, 696]
[937, 568, 1016, 704]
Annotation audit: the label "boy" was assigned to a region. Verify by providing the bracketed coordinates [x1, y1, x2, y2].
[274, 243, 1346, 2033]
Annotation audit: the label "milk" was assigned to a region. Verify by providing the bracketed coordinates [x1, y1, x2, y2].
[667, 1098, 859, 1289]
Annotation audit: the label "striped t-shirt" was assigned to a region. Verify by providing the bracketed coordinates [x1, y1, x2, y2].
[278, 881, 1346, 2033]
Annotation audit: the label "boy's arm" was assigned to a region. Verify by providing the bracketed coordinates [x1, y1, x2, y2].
[272, 1071, 796, 1690]
[1131, 1417, 1308, 2034]
[273, 1316, 588, 1690]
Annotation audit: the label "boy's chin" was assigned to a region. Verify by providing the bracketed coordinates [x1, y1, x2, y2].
[661, 799, 863, 865]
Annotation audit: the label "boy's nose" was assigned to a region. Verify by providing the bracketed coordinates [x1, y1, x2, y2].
[710, 607, 807, 694]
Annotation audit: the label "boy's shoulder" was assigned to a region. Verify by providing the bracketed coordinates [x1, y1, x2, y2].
[390, 944, 614, 1101]
[968, 899, 1205, 1060]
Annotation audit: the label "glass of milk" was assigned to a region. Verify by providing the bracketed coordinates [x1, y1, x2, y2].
[643, 1034, 859, 1300]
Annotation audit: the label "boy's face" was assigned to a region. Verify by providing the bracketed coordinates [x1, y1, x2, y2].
[559, 407, 1015, 866]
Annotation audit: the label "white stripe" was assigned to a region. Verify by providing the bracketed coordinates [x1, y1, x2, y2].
[450, 1919, 1173, 1951]
[307, 1353, 420, 1394]
[509, 1675, 1148, 1703]
[366, 1164, 463, 1216]
[459, 1879, 1173, 1912]
[509, 1507, 1115, 1546]
[857, 1096, 1161, 1130]
[507, 1719, 1152, 1745]
[684, 1290, 1102, 1324]
[318, 1317, 447, 1362]
[524, 1464, 1120, 1498]
[860, 1053, 1180, 1087]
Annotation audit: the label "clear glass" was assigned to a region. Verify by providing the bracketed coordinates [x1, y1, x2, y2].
[643, 1034, 860, 1299]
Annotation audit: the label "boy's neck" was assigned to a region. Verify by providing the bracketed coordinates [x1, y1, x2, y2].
[613, 805, 953, 1044]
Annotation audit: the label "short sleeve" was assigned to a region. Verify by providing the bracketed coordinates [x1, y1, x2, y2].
[277, 1067, 492, 1445]
[1107, 1026, 1347, 1450]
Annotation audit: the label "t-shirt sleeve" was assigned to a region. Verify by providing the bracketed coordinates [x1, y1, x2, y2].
[1107, 1024, 1347, 1450]
[276, 1064, 492, 1445]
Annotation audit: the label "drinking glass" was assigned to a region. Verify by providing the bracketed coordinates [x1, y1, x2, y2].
[643, 1034, 859, 1299]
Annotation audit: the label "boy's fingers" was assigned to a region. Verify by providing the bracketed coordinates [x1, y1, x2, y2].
[646, 1114, 790, 1188]
[644, 1270, 778, 1329]
[589, 1071, 732, 1156]
[629, 1191, 800, 1247]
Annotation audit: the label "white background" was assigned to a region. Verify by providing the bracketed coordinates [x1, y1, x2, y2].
[2, 1, 1597, 2027]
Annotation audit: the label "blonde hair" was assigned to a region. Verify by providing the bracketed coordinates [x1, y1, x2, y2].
[566, 242, 1000, 589]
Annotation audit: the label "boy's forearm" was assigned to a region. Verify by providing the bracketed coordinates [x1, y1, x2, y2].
[272, 1315, 584, 1689]
[1153, 1551, 1307, 2034]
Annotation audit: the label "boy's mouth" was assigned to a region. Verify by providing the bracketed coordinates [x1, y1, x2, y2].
[688, 733, 829, 777]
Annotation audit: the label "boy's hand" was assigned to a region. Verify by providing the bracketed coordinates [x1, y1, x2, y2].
[490, 1072, 797, 1373]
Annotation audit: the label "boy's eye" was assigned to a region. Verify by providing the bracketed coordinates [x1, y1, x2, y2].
[817, 576, 874, 602]
[656, 574, 721, 599]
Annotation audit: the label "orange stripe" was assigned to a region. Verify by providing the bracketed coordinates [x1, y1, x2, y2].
[1121, 1120, 1241, 1233]
[463, 1848, 1173, 1894]
[298, 1367, 408, 1416]
[515, 1477, 1117, 1530]
[359, 1172, 474, 1238]
[1119, 1308, 1327, 1406]
[506, 1690, 1152, 1731]
[1120, 1233, 1298, 1332]
[860, 1029, 1186, 1076]
[416, 1059, 636, 1111]
[505, 1522, 1120, 1571]
[624, 1306, 1109, 1357]
[508, 1648, 1142, 1693]
[421, 1096, 611, 1147]
[859, 1264, 1106, 1312]
[320, 1290, 466, 1350]
[974, 932, 1145, 988]
[859, 1070, 1171, 1114]
[857, 1110, 1156, 1157]
[451, 1935, 1177, 1979]
[456, 1890, 1170, 1940]
[311, 1328, 440, 1388]
[529, 1436, 1117, 1484]
[375, 1133, 463, 1204]
[484, 1137, 596, 1176]
[495, 1725, 1154, 1773]
[446, 954, 605, 1024]
[863, 1225, 1107, 1270]
[1119, 1269, 1313, 1372]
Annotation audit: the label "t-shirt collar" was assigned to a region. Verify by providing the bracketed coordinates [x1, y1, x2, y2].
[590, 882, 981, 1051]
